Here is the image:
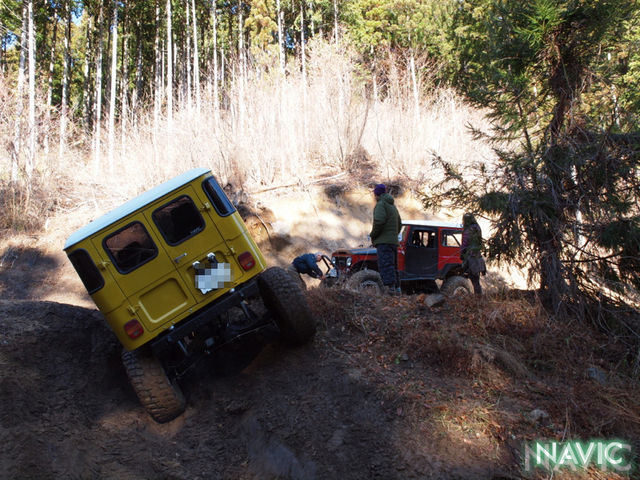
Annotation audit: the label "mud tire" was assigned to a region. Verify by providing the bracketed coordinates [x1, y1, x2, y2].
[286, 269, 307, 291]
[441, 275, 472, 297]
[258, 267, 316, 346]
[346, 270, 384, 295]
[121, 347, 186, 423]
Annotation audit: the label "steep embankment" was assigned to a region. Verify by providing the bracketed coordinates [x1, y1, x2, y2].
[1, 183, 638, 479]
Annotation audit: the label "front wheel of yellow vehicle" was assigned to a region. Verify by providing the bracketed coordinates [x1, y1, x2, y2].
[258, 267, 316, 346]
[121, 347, 186, 423]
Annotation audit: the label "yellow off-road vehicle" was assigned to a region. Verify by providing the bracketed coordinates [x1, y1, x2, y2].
[64, 168, 315, 423]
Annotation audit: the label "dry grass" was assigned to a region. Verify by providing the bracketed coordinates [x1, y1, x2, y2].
[0, 39, 492, 234]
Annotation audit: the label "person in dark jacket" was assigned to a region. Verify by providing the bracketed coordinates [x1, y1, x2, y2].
[287, 252, 324, 290]
[292, 252, 324, 278]
[369, 184, 402, 294]
[460, 212, 486, 295]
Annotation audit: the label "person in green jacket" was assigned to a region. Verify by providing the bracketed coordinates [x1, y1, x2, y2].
[369, 184, 402, 294]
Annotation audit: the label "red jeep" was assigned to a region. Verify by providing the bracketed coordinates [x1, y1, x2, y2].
[323, 220, 472, 296]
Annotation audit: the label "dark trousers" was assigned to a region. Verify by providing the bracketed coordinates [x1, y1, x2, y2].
[469, 273, 482, 295]
[376, 244, 398, 287]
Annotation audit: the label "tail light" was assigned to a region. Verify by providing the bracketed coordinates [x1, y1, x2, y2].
[124, 319, 144, 339]
[238, 251, 256, 271]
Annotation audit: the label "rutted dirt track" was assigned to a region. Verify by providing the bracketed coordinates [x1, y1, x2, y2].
[0, 292, 516, 480]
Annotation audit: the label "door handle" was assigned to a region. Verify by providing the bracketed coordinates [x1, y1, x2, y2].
[174, 253, 188, 263]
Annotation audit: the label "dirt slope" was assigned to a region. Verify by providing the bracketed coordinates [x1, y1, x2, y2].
[0, 294, 515, 480]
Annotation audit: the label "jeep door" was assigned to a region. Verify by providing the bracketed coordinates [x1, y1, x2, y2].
[148, 186, 231, 304]
[439, 229, 463, 270]
[191, 175, 266, 284]
[92, 213, 196, 333]
[404, 226, 438, 278]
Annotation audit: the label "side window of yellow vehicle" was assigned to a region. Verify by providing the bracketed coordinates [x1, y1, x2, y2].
[68, 249, 105, 293]
[104, 221, 158, 274]
[202, 177, 235, 217]
[152, 195, 205, 245]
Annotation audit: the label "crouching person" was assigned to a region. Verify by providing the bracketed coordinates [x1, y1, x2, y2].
[287, 252, 324, 289]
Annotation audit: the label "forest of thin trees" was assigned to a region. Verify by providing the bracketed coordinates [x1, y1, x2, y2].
[1, 0, 457, 184]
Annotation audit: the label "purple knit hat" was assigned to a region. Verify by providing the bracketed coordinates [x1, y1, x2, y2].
[373, 184, 386, 196]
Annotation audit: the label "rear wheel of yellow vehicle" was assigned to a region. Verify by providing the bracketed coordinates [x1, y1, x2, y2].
[258, 267, 316, 346]
[121, 347, 186, 423]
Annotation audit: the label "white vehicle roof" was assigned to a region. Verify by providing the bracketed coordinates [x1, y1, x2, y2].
[64, 167, 211, 250]
[402, 220, 462, 229]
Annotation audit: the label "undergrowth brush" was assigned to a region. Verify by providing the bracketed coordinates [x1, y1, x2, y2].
[305, 286, 640, 472]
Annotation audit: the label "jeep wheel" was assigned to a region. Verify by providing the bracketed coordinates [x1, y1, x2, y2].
[286, 269, 307, 291]
[258, 267, 316, 346]
[441, 275, 472, 297]
[347, 270, 384, 295]
[121, 348, 186, 423]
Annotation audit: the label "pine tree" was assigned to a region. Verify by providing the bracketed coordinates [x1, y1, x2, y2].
[425, 0, 640, 315]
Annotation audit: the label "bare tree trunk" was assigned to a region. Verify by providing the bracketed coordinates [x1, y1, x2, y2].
[166, 0, 173, 127]
[185, 0, 192, 110]
[0, 19, 4, 74]
[192, 0, 200, 112]
[220, 45, 225, 90]
[276, 0, 284, 74]
[82, 18, 93, 132]
[94, 2, 105, 167]
[59, 0, 72, 158]
[133, 22, 143, 121]
[108, 0, 118, 171]
[300, 0, 307, 153]
[27, 0, 36, 178]
[409, 49, 420, 123]
[154, 0, 162, 131]
[211, 0, 219, 120]
[45, 7, 58, 157]
[333, 0, 338, 44]
[372, 72, 378, 104]
[120, 18, 129, 153]
[12, 1, 28, 182]
[300, 2, 306, 80]
[237, 0, 244, 133]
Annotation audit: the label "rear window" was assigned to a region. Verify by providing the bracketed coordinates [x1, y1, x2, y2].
[152, 195, 205, 245]
[202, 177, 235, 217]
[442, 231, 462, 247]
[104, 222, 158, 273]
[68, 249, 104, 294]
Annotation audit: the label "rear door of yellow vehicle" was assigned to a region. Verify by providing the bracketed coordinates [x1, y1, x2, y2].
[191, 176, 267, 286]
[144, 184, 235, 305]
[91, 212, 196, 333]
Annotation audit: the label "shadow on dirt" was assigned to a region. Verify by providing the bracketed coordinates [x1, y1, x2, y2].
[0, 299, 406, 479]
[0, 246, 62, 300]
[0, 296, 510, 479]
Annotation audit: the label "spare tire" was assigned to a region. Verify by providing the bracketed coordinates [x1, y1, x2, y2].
[346, 269, 384, 295]
[258, 267, 316, 346]
[121, 347, 186, 423]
